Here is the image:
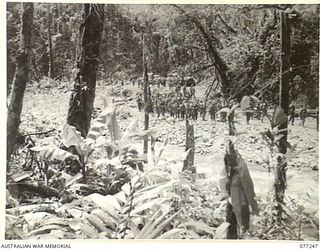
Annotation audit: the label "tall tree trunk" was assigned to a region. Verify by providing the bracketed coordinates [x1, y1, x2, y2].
[152, 33, 161, 73]
[54, 3, 60, 32]
[275, 11, 290, 221]
[143, 32, 149, 155]
[47, 5, 54, 79]
[173, 5, 231, 96]
[67, 4, 104, 137]
[7, 3, 34, 172]
[192, 18, 230, 95]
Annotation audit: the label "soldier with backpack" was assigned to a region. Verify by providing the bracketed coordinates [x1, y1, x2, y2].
[260, 102, 268, 123]
[288, 103, 296, 125]
[189, 86, 196, 98]
[300, 105, 307, 127]
[209, 103, 216, 121]
[200, 102, 206, 121]
[137, 94, 143, 112]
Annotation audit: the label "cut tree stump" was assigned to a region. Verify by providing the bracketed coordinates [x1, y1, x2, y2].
[224, 140, 238, 239]
[183, 119, 196, 173]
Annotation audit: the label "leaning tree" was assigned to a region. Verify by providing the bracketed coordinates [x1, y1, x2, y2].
[7, 3, 34, 172]
[67, 4, 104, 137]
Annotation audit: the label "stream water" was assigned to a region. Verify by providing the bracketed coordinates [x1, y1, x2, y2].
[159, 144, 318, 216]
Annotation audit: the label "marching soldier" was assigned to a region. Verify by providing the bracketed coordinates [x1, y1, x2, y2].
[185, 103, 190, 119]
[288, 103, 296, 125]
[300, 105, 307, 127]
[260, 102, 268, 123]
[209, 103, 216, 121]
[160, 99, 166, 117]
[180, 103, 185, 119]
[200, 102, 206, 121]
[183, 86, 188, 97]
[137, 94, 143, 112]
[155, 100, 161, 118]
[192, 103, 198, 121]
[189, 86, 196, 98]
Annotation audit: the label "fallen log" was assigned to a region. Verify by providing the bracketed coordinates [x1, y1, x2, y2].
[7, 181, 60, 198]
[6, 203, 56, 215]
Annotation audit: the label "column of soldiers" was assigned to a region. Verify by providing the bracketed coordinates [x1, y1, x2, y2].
[136, 91, 219, 122]
[153, 96, 203, 121]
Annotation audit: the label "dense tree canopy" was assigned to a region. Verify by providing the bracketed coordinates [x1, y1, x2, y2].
[7, 4, 319, 107]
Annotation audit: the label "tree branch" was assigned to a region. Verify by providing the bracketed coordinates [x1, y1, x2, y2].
[216, 13, 237, 35]
[184, 44, 207, 52]
[172, 4, 231, 95]
[19, 129, 56, 138]
[192, 64, 215, 74]
[204, 78, 217, 107]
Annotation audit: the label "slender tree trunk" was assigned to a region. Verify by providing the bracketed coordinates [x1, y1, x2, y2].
[7, 3, 34, 172]
[275, 11, 290, 221]
[47, 5, 54, 79]
[183, 119, 196, 173]
[143, 32, 149, 155]
[67, 4, 104, 137]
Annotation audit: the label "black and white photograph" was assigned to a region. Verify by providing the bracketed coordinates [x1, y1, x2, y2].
[5, 1, 319, 243]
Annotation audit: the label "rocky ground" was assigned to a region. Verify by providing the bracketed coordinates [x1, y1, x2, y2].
[16, 79, 319, 239]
